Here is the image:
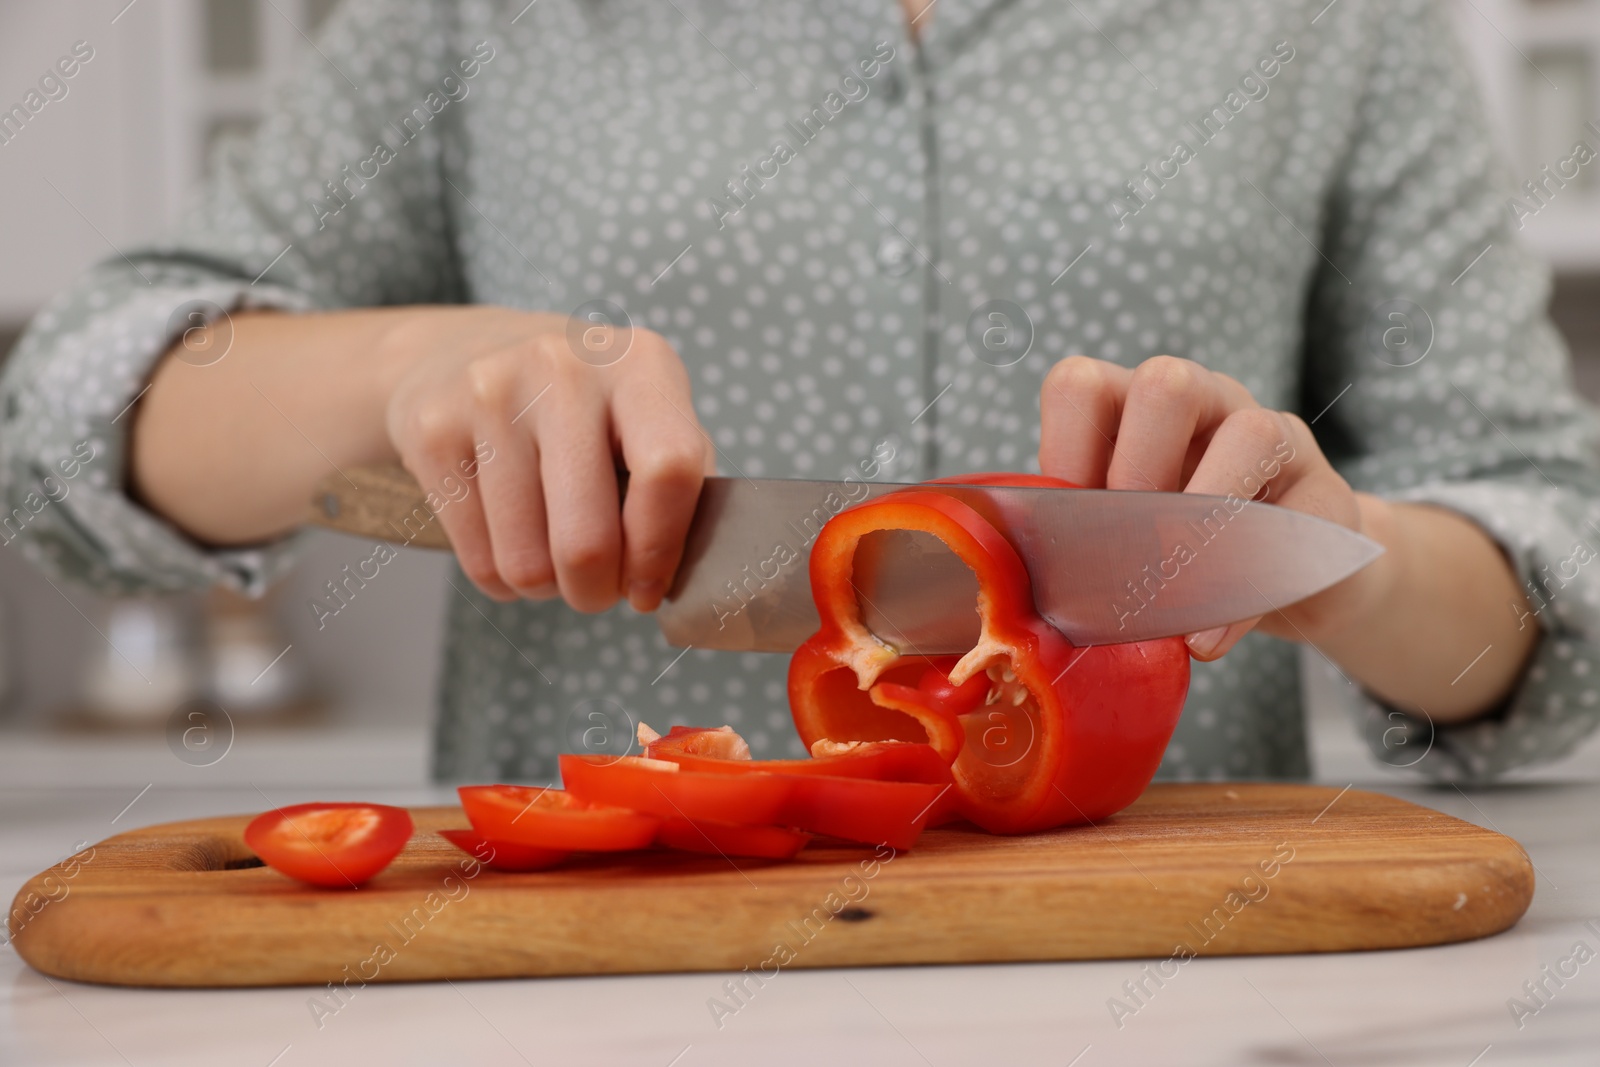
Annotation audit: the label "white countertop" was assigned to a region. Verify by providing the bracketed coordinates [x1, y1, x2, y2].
[3, 724, 1598, 1067]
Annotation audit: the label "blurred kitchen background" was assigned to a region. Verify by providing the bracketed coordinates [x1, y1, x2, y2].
[0, 0, 1597, 785]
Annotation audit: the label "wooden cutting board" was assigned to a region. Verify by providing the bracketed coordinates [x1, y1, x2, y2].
[8, 783, 1534, 988]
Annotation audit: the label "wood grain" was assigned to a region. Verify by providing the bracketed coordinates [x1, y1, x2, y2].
[7, 783, 1534, 988]
[306, 463, 449, 549]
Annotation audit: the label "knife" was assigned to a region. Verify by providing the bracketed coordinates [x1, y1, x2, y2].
[307, 465, 1382, 654]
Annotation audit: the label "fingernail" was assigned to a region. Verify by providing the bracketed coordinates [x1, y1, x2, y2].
[628, 579, 664, 613]
[1185, 626, 1229, 659]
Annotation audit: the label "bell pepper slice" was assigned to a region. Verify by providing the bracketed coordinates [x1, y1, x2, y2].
[780, 775, 948, 850]
[563, 748, 946, 849]
[641, 722, 951, 786]
[436, 828, 571, 872]
[639, 722, 953, 845]
[560, 754, 793, 825]
[458, 785, 660, 851]
[244, 802, 414, 888]
[655, 818, 811, 859]
[788, 473, 1190, 834]
[639, 724, 752, 761]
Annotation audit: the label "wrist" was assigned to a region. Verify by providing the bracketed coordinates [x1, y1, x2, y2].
[368, 306, 493, 462]
[370, 305, 568, 462]
[371, 305, 561, 397]
[371, 306, 453, 409]
[1354, 491, 1405, 603]
[1307, 495, 1537, 721]
[1301, 492, 1407, 646]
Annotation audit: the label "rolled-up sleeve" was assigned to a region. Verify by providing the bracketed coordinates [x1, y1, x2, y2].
[0, 0, 464, 596]
[1301, 0, 1600, 779]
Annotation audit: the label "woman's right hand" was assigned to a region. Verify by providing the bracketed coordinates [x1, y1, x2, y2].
[380, 307, 712, 613]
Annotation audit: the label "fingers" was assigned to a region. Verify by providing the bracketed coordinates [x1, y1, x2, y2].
[463, 330, 704, 616]
[1184, 408, 1356, 524]
[612, 366, 710, 613]
[387, 316, 704, 613]
[1039, 356, 1131, 487]
[1180, 409, 1360, 659]
[474, 419, 556, 601]
[1040, 355, 1257, 491]
[1040, 355, 1349, 664]
[1106, 356, 1257, 491]
[1182, 407, 1300, 499]
[536, 367, 625, 614]
[396, 416, 518, 602]
[1174, 407, 1300, 660]
[1185, 616, 1263, 661]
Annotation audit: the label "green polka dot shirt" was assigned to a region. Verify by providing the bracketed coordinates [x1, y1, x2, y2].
[6, 0, 1600, 783]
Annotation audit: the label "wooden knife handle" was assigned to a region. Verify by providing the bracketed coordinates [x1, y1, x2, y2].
[306, 464, 451, 550]
[307, 464, 631, 551]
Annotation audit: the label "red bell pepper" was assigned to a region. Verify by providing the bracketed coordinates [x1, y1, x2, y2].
[638, 724, 752, 761]
[244, 802, 414, 888]
[560, 754, 792, 826]
[788, 473, 1190, 834]
[458, 785, 660, 851]
[655, 818, 811, 860]
[642, 723, 950, 785]
[436, 828, 571, 872]
[778, 773, 949, 850]
[563, 746, 947, 850]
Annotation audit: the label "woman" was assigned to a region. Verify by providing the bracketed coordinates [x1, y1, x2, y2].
[5, 0, 1598, 783]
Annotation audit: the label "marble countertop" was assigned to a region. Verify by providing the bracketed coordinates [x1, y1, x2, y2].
[2, 724, 1597, 1067]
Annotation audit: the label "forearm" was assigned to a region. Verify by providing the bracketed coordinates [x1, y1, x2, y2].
[132, 305, 571, 544]
[1314, 495, 1538, 724]
[128, 303, 708, 612]
[129, 308, 421, 545]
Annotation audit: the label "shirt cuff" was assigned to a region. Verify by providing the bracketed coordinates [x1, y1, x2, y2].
[3, 277, 314, 597]
[1351, 479, 1600, 780]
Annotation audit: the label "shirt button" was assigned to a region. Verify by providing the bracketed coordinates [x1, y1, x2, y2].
[875, 234, 916, 277]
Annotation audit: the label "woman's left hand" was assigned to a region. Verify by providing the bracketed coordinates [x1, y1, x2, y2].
[1037, 354, 1395, 661]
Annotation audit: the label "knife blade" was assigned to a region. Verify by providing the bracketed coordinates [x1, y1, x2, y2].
[306, 467, 1382, 654]
[655, 477, 1382, 653]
